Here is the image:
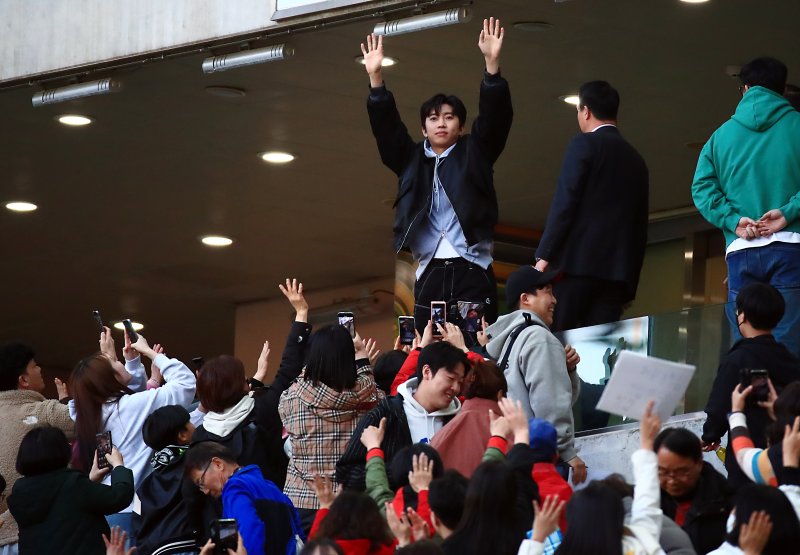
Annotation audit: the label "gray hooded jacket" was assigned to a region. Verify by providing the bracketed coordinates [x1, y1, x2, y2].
[486, 310, 580, 461]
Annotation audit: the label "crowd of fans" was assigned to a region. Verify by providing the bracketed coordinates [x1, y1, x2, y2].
[0, 273, 799, 555]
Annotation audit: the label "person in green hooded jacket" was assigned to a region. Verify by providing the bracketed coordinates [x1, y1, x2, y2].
[692, 56, 800, 357]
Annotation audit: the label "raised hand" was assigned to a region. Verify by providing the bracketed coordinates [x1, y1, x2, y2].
[408, 453, 434, 493]
[122, 330, 137, 362]
[311, 474, 336, 509]
[360, 417, 387, 450]
[150, 343, 165, 385]
[477, 317, 491, 346]
[364, 337, 381, 366]
[498, 397, 529, 444]
[732, 384, 753, 413]
[783, 416, 800, 469]
[739, 510, 773, 555]
[99, 326, 118, 363]
[439, 322, 467, 353]
[531, 495, 566, 542]
[407, 507, 430, 541]
[279, 278, 308, 321]
[254, 340, 270, 383]
[478, 17, 504, 74]
[54, 378, 69, 400]
[386, 502, 412, 547]
[103, 526, 135, 555]
[640, 400, 662, 451]
[489, 408, 511, 438]
[757, 209, 787, 237]
[360, 33, 385, 86]
[419, 320, 435, 348]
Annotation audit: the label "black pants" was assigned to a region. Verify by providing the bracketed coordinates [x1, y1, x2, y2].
[413, 258, 497, 336]
[297, 508, 317, 538]
[552, 275, 629, 332]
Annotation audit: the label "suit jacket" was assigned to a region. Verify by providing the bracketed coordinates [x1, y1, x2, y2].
[536, 126, 649, 300]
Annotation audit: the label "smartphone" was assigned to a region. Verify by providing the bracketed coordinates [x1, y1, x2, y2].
[192, 356, 205, 371]
[122, 319, 139, 343]
[338, 311, 355, 338]
[740, 368, 770, 403]
[210, 519, 238, 554]
[431, 301, 447, 337]
[398, 316, 416, 345]
[92, 310, 104, 333]
[457, 301, 486, 333]
[95, 431, 112, 470]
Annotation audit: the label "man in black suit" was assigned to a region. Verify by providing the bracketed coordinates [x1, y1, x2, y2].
[534, 81, 649, 332]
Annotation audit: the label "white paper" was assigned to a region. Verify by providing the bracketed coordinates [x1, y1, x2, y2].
[595, 351, 696, 421]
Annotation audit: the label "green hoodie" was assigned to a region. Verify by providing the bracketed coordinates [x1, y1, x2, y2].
[692, 86, 800, 247]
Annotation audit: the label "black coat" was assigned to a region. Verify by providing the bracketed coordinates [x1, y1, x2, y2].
[367, 72, 513, 253]
[9, 466, 134, 555]
[660, 462, 732, 555]
[702, 335, 800, 488]
[536, 126, 649, 300]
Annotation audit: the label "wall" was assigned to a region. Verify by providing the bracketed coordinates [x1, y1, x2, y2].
[234, 277, 396, 380]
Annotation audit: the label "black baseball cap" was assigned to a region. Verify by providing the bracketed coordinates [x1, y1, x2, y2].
[505, 266, 561, 309]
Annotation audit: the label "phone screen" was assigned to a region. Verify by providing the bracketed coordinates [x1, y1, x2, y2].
[457, 301, 485, 333]
[212, 519, 238, 552]
[96, 431, 112, 469]
[338, 312, 355, 338]
[431, 302, 446, 336]
[398, 317, 415, 345]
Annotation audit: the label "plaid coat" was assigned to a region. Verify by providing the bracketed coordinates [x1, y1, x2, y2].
[278, 359, 383, 509]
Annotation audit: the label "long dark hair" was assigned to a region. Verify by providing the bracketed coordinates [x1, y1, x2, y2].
[555, 482, 624, 555]
[727, 484, 800, 554]
[447, 461, 522, 555]
[315, 491, 393, 551]
[304, 325, 356, 392]
[70, 354, 133, 472]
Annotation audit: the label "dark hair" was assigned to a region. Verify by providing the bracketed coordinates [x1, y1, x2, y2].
[653, 427, 702, 462]
[389, 443, 444, 491]
[578, 81, 620, 121]
[419, 94, 467, 128]
[300, 539, 345, 555]
[462, 360, 506, 400]
[428, 470, 468, 530]
[396, 541, 445, 555]
[304, 325, 357, 392]
[373, 350, 408, 394]
[735, 283, 785, 331]
[184, 441, 237, 473]
[448, 461, 523, 555]
[726, 484, 800, 554]
[786, 84, 800, 111]
[556, 482, 624, 555]
[16, 426, 71, 476]
[70, 354, 134, 472]
[598, 473, 634, 498]
[739, 57, 788, 95]
[143, 405, 191, 450]
[315, 491, 393, 551]
[767, 381, 800, 445]
[196, 355, 247, 413]
[0, 342, 35, 392]
[415, 342, 470, 383]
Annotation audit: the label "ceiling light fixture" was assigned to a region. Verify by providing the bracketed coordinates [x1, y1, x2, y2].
[5, 201, 38, 212]
[679, 0, 710, 3]
[559, 95, 580, 105]
[512, 21, 554, 32]
[204, 86, 247, 98]
[354, 55, 397, 67]
[113, 321, 144, 332]
[202, 44, 294, 74]
[32, 78, 122, 107]
[374, 7, 471, 37]
[57, 115, 93, 126]
[201, 235, 234, 247]
[259, 151, 295, 164]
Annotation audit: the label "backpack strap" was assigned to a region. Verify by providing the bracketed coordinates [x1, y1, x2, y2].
[497, 313, 540, 371]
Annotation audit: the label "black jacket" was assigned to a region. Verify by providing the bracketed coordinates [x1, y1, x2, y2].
[9, 466, 134, 555]
[336, 395, 412, 490]
[702, 335, 800, 488]
[133, 448, 195, 555]
[536, 126, 649, 300]
[660, 462, 732, 555]
[367, 72, 513, 253]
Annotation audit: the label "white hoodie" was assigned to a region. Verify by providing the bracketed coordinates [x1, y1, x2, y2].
[396, 377, 460, 444]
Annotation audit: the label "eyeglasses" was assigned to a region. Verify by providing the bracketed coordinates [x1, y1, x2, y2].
[195, 460, 213, 490]
[658, 467, 694, 480]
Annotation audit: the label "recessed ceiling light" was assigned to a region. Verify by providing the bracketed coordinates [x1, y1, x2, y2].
[354, 55, 397, 67]
[113, 321, 144, 331]
[201, 235, 234, 247]
[512, 21, 554, 32]
[679, 0, 710, 3]
[559, 95, 580, 106]
[259, 151, 295, 164]
[57, 114, 93, 126]
[205, 86, 247, 98]
[5, 201, 38, 212]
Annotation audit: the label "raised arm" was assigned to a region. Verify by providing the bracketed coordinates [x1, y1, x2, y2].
[628, 401, 663, 543]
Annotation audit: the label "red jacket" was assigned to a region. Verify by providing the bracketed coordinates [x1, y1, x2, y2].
[390, 348, 484, 396]
[310, 508, 396, 555]
[532, 462, 573, 532]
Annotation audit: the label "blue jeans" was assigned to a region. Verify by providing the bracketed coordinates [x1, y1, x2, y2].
[726, 242, 800, 357]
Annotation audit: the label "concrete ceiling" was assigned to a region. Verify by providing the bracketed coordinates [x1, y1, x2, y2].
[1, 0, 798, 374]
